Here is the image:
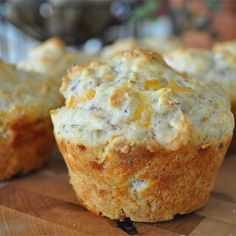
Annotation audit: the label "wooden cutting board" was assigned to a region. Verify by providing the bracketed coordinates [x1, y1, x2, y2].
[0, 150, 235, 236]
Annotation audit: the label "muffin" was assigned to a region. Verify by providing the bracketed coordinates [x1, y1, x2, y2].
[164, 48, 214, 79]
[213, 40, 236, 56]
[212, 44, 236, 153]
[18, 37, 79, 84]
[165, 47, 236, 153]
[164, 47, 236, 103]
[0, 60, 62, 180]
[212, 41, 236, 102]
[51, 49, 233, 222]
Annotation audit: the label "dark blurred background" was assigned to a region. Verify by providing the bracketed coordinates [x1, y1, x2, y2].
[1, 0, 236, 62]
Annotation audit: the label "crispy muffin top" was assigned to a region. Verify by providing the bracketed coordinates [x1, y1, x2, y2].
[0, 60, 62, 121]
[51, 49, 233, 150]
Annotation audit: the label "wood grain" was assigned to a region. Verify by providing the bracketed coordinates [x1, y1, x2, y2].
[0, 152, 235, 235]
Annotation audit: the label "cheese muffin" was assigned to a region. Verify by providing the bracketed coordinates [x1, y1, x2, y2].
[212, 41, 236, 102]
[51, 49, 233, 222]
[165, 47, 236, 153]
[164, 48, 214, 79]
[210, 52, 236, 102]
[18, 37, 79, 84]
[0, 60, 62, 180]
[212, 43, 236, 153]
[165, 47, 236, 98]
[213, 40, 236, 56]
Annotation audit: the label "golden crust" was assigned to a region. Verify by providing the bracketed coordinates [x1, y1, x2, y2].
[0, 117, 54, 181]
[55, 134, 231, 222]
[52, 48, 234, 221]
[0, 60, 62, 180]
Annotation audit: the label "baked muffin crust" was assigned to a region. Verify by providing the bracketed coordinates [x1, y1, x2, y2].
[0, 60, 62, 180]
[52, 49, 234, 221]
[54, 49, 232, 149]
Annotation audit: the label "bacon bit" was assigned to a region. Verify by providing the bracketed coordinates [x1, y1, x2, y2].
[90, 161, 103, 170]
[77, 144, 86, 151]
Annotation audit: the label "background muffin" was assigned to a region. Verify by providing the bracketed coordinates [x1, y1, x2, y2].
[212, 42, 236, 153]
[212, 41, 236, 101]
[165, 47, 236, 154]
[51, 49, 233, 222]
[164, 48, 214, 79]
[213, 40, 236, 55]
[164, 47, 236, 103]
[18, 37, 79, 85]
[0, 60, 62, 180]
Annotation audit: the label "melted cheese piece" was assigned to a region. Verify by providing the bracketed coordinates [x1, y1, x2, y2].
[144, 80, 163, 90]
[145, 78, 192, 93]
[105, 74, 115, 81]
[66, 89, 96, 108]
[132, 92, 152, 128]
[110, 86, 131, 107]
[77, 89, 96, 103]
[165, 79, 192, 93]
[66, 95, 75, 108]
[110, 87, 152, 127]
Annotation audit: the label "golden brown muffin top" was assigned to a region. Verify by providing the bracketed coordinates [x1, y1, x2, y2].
[52, 49, 233, 150]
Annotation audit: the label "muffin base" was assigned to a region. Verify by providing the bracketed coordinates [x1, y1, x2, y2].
[56, 136, 231, 222]
[0, 118, 54, 181]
